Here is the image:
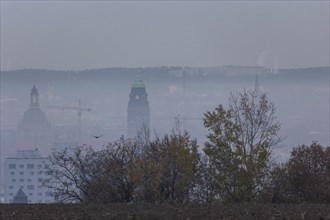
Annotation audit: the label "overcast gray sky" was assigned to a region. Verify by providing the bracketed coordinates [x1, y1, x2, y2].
[0, 1, 329, 71]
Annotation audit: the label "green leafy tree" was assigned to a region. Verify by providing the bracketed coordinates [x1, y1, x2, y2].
[203, 90, 281, 202]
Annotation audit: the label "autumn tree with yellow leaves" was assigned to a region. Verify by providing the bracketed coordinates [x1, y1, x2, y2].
[203, 90, 281, 202]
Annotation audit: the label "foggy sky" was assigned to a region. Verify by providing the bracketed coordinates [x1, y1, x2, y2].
[0, 1, 329, 71]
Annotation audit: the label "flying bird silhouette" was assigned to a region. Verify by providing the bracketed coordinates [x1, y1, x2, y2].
[93, 135, 103, 139]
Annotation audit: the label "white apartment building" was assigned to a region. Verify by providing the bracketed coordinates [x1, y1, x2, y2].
[4, 148, 54, 203]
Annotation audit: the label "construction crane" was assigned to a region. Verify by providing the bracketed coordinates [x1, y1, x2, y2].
[47, 99, 92, 142]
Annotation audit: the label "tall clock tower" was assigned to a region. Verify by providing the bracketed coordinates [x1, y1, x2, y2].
[127, 76, 150, 138]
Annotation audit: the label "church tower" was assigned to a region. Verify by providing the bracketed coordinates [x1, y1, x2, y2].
[127, 76, 150, 138]
[17, 85, 52, 153]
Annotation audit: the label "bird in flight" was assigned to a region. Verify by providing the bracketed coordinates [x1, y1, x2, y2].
[93, 135, 103, 139]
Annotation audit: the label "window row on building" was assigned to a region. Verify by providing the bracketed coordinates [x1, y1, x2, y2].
[8, 163, 49, 169]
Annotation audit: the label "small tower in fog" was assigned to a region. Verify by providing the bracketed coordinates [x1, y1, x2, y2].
[254, 74, 260, 96]
[127, 76, 150, 138]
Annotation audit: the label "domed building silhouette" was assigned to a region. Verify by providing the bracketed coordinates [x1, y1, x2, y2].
[16, 85, 53, 153]
[127, 76, 150, 138]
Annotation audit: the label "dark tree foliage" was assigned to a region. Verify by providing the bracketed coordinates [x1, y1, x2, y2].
[135, 129, 200, 203]
[191, 155, 218, 203]
[286, 143, 330, 203]
[45, 137, 139, 203]
[87, 137, 139, 203]
[267, 143, 330, 204]
[45, 130, 200, 204]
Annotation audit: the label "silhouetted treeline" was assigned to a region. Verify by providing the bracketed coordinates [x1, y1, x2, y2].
[270, 142, 330, 203]
[45, 136, 329, 204]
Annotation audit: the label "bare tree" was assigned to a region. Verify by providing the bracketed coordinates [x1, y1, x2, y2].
[45, 137, 140, 203]
[44, 146, 100, 203]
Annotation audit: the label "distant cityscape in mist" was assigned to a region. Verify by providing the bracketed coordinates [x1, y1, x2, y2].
[1, 65, 329, 157]
[0, 1, 329, 203]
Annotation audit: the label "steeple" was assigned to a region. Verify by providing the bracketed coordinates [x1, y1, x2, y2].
[30, 84, 39, 108]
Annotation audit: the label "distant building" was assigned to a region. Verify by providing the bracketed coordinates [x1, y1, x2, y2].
[4, 149, 54, 203]
[0, 188, 4, 203]
[127, 76, 150, 138]
[16, 85, 53, 154]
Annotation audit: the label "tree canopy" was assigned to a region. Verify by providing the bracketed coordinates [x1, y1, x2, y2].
[203, 90, 281, 202]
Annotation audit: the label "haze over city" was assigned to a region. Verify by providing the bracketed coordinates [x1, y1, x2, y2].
[0, 1, 329, 204]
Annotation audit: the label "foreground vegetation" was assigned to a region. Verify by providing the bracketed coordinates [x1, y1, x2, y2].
[1, 203, 330, 220]
[44, 90, 330, 204]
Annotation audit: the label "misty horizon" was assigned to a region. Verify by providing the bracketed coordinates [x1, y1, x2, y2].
[1, 66, 329, 159]
[1, 64, 330, 73]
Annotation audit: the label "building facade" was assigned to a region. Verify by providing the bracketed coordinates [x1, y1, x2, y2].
[127, 76, 150, 138]
[4, 149, 54, 203]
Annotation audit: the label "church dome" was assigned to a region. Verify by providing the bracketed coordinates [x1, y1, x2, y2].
[15, 85, 53, 152]
[18, 85, 51, 134]
[18, 107, 51, 132]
